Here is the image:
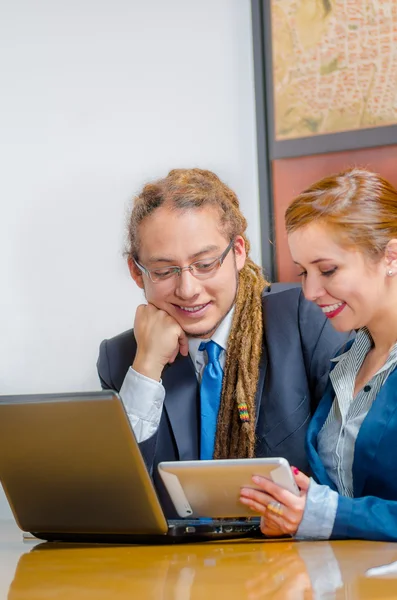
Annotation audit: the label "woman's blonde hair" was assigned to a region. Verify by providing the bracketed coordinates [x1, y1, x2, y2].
[126, 168, 268, 458]
[285, 168, 397, 259]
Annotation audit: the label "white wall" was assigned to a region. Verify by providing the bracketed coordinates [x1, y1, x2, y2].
[0, 0, 260, 519]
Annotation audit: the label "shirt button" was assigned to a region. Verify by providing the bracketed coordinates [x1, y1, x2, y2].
[364, 385, 371, 392]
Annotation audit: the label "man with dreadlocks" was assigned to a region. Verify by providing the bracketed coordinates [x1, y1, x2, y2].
[97, 168, 350, 517]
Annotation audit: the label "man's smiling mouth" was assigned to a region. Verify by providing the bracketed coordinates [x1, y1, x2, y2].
[175, 303, 210, 313]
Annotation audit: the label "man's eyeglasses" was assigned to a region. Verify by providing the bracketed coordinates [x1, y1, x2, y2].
[133, 239, 235, 283]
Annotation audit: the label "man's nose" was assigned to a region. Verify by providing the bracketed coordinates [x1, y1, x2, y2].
[174, 268, 202, 299]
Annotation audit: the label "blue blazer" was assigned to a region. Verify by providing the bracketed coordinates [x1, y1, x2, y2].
[307, 342, 397, 541]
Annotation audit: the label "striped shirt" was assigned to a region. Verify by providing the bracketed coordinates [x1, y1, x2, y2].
[317, 327, 397, 497]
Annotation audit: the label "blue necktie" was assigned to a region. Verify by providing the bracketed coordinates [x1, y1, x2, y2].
[199, 340, 223, 460]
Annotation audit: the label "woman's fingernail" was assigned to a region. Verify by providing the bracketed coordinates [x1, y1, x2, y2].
[252, 476, 261, 483]
[293, 467, 299, 475]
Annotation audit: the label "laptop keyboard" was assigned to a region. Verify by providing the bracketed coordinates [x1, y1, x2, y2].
[169, 518, 260, 535]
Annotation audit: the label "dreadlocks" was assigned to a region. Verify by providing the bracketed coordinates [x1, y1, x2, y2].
[126, 168, 268, 458]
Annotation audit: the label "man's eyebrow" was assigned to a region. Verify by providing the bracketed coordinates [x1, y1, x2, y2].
[147, 245, 220, 264]
[190, 245, 220, 259]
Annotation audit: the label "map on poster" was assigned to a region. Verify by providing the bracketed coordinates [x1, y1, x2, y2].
[271, 0, 397, 139]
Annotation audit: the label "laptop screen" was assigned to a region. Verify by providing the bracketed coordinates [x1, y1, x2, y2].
[0, 391, 169, 536]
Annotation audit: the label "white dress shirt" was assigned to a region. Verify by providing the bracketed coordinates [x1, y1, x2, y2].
[119, 308, 234, 443]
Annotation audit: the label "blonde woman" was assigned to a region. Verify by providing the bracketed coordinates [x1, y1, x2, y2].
[240, 168, 397, 541]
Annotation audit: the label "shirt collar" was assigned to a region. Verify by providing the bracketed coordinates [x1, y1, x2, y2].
[188, 306, 235, 362]
[330, 327, 372, 363]
[330, 326, 397, 374]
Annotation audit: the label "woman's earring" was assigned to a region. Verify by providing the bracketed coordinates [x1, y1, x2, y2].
[387, 269, 394, 277]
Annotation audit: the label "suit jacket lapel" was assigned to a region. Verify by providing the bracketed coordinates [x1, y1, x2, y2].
[160, 334, 274, 457]
[255, 342, 268, 425]
[353, 367, 397, 496]
[162, 355, 199, 461]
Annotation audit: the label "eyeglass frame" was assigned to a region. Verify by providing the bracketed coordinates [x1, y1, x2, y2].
[133, 238, 235, 283]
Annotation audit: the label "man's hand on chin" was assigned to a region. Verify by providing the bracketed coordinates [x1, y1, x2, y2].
[132, 303, 189, 381]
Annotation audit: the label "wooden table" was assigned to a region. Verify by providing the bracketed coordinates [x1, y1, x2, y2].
[1, 520, 397, 599]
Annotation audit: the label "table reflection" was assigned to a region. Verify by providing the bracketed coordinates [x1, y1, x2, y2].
[7, 538, 397, 599]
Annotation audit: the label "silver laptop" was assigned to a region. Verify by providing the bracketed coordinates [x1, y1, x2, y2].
[0, 391, 259, 543]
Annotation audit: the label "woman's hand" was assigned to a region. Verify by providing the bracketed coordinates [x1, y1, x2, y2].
[240, 468, 311, 537]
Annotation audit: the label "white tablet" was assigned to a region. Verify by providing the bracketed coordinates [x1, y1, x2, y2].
[158, 457, 300, 518]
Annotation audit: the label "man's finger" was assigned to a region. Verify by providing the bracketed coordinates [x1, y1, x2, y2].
[178, 332, 189, 356]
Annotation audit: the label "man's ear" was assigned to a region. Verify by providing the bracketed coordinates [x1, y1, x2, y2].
[128, 257, 145, 290]
[233, 235, 247, 272]
[384, 239, 397, 275]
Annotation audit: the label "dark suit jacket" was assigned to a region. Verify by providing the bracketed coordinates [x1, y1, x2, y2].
[98, 286, 351, 517]
[307, 340, 397, 541]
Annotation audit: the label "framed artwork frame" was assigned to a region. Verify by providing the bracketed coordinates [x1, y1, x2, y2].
[252, 0, 397, 280]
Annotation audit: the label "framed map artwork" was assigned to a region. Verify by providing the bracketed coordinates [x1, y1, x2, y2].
[251, 0, 397, 280]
